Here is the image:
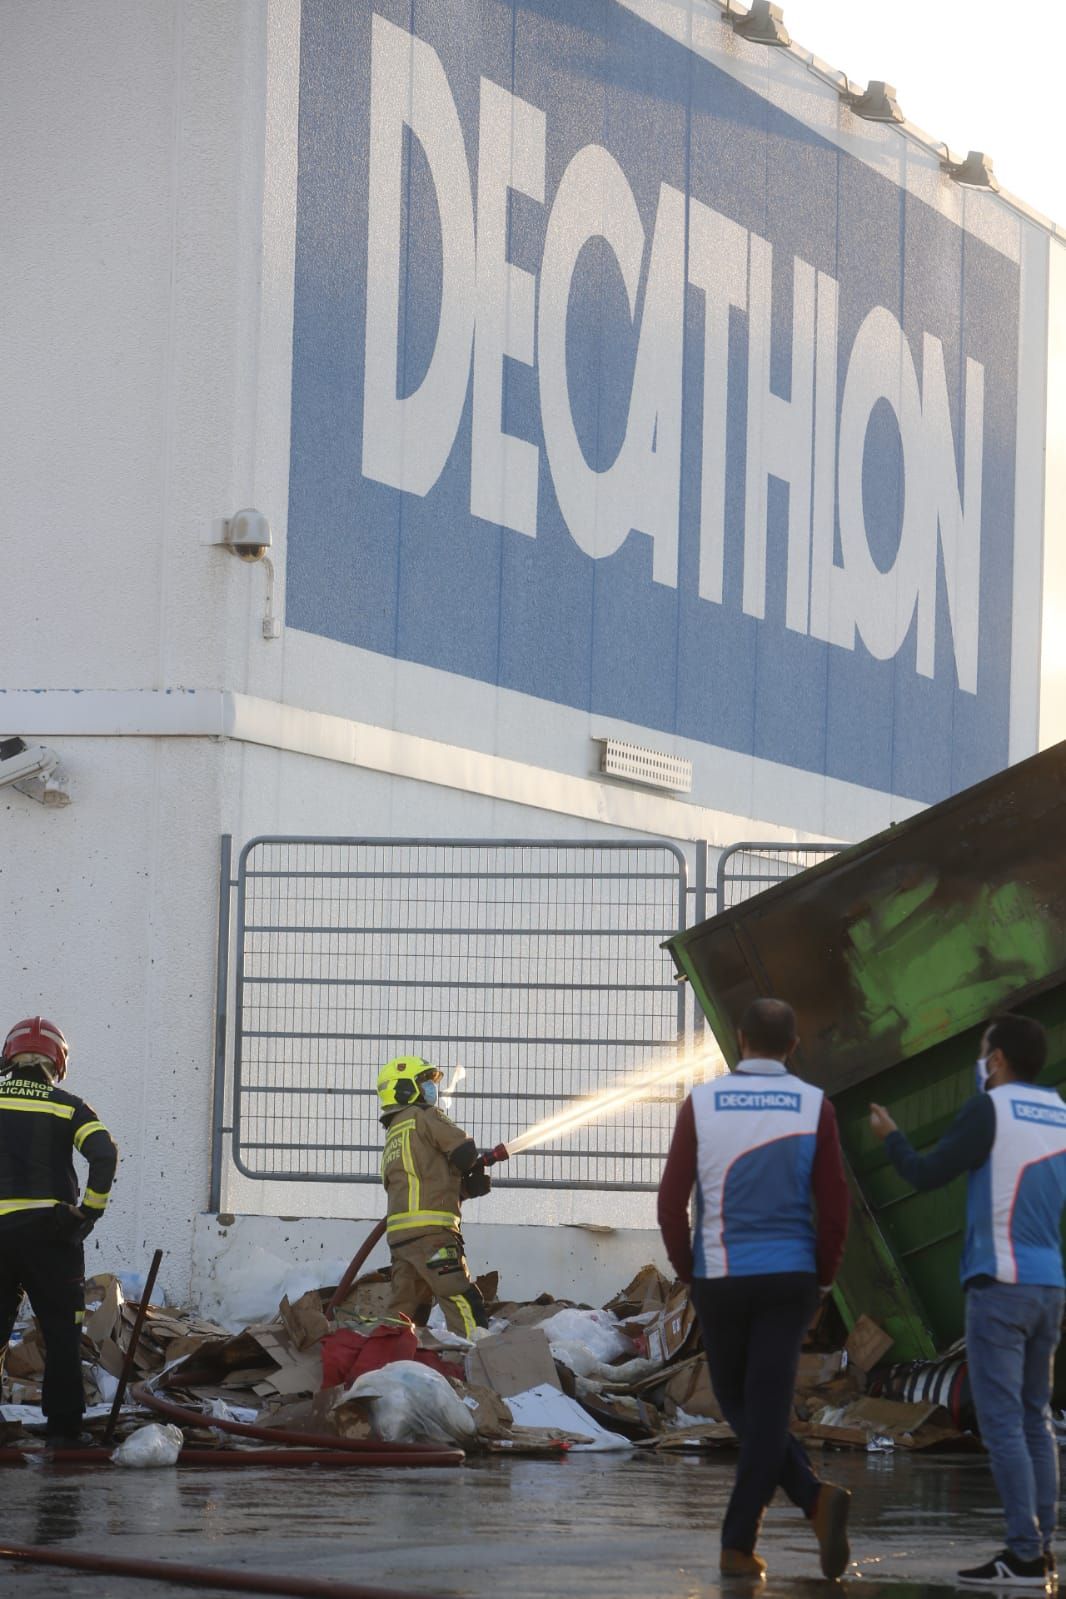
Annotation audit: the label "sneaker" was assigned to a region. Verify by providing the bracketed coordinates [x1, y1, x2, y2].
[720, 1550, 767, 1580]
[811, 1483, 851, 1579]
[957, 1549, 1050, 1587]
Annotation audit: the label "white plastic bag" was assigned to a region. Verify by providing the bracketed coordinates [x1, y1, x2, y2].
[111, 1422, 184, 1468]
[204, 1396, 257, 1441]
[548, 1339, 660, 1385]
[537, 1307, 633, 1364]
[341, 1360, 477, 1446]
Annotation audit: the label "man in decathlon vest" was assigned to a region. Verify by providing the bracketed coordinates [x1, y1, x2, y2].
[871, 1013, 1066, 1588]
[658, 997, 851, 1582]
[0, 1016, 118, 1447]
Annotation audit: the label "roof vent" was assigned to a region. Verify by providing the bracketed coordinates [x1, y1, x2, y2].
[595, 738, 693, 794]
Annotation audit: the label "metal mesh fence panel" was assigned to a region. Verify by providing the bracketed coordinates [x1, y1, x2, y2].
[232, 838, 689, 1190]
[715, 843, 845, 911]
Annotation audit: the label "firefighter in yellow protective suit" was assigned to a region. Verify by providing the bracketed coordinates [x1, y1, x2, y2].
[378, 1056, 492, 1338]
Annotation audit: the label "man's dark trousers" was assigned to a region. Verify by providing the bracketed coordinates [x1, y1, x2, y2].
[690, 1271, 821, 1553]
[0, 1213, 86, 1434]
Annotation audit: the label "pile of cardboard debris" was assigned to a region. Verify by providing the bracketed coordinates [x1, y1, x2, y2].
[0, 1265, 978, 1456]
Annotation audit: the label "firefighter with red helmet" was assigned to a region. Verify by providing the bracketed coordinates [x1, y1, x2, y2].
[0, 1017, 118, 1446]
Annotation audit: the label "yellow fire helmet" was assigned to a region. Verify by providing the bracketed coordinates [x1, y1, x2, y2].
[377, 1054, 442, 1111]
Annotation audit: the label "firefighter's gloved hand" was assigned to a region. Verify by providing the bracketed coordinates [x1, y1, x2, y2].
[460, 1167, 492, 1199]
[53, 1203, 97, 1244]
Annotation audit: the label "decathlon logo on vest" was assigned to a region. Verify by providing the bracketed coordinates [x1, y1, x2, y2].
[716, 1090, 803, 1113]
[1012, 1100, 1066, 1127]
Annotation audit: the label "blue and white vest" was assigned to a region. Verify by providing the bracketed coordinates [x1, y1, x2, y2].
[963, 1082, 1066, 1287]
[692, 1060, 823, 1279]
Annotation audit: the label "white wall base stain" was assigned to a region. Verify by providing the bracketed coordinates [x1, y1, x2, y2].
[191, 1213, 672, 1325]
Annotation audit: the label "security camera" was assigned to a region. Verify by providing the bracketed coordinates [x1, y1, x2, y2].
[223, 509, 271, 562]
[0, 737, 58, 790]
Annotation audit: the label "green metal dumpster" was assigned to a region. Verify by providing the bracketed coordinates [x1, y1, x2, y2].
[665, 742, 1066, 1363]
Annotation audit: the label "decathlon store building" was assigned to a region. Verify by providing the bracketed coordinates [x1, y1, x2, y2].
[4, 0, 1066, 1308]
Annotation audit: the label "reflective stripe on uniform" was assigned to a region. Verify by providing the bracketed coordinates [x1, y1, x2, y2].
[448, 1293, 479, 1338]
[73, 1120, 107, 1151]
[0, 1100, 73, 1120]
[0, 1198, 60, 1216]
[74, 1310, 85, 1324]
[399, 1125, 420, 1214]
[82, 1188, 109, 1212]
[386, 1209, 460, 1234]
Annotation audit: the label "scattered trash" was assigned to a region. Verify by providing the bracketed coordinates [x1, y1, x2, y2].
[537, 1307, 635, 1364]
[805, 1396, 976, 1452]
[338, 1361, 478, 1446]
[872, 1354, 975, 1430]
[505, 1384, 630, 1451]
[641, 1286, 699, 1364]
[845, 1315, 893, 1375]
[0, 1257, 983, 1459]
[111, 1422, 184, 1468]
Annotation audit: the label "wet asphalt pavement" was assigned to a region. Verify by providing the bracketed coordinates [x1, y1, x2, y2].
[0, 1447, 1051, 1598]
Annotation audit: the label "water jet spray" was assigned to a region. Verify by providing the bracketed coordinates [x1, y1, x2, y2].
[473, 1038, 725, 1169]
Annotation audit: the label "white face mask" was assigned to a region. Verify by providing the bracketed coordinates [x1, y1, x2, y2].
[420, 1080, 439, 1107]
[975, 1056, 990, 1092]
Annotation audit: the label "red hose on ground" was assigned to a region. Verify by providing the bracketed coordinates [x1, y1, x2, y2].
[0, 1542, 454, 1599]
[0, 1445, 457, 1468]
[132, 1384, 463, 1465]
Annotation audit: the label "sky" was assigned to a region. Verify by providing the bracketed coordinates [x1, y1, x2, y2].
[782, 0, 1065, 227]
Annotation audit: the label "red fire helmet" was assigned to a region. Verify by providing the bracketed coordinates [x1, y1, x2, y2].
[1, 1016, 69, 1081]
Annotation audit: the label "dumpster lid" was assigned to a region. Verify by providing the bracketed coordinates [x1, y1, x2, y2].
[667, 742, 1066, 1095]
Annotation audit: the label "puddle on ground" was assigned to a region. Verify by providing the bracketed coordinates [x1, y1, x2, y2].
[1, 1449, 1049, 1597]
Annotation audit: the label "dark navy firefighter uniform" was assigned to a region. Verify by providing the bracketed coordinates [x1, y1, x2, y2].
[0, 1073, 118, 1437]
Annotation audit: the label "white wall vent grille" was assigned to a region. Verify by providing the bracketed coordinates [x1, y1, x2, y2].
[595, 737, 693, 794]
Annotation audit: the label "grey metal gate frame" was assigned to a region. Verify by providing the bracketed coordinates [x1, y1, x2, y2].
[716, 842, 846, 910]
[217, 836, 690, 1194]
[208, 834, 846, 1207]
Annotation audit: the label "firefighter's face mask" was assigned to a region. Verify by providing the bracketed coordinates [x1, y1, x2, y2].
[420, 1079, 439, 1107]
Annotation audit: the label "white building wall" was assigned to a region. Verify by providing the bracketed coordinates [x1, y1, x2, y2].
[0, 0, 277, 1301]
[3, 0, 1063, 1308]
[1040, 238, 1066, 749]
[0, 736, 224, 1304]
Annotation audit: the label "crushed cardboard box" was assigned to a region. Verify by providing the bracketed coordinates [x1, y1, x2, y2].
[280, 1291, 330, 1352]
[0, 1259, 979, 1459]
[465, 1327, 561, 1398]
[604, 1265, 673, 1318]
[660, 1355, 722, 1420]
[805, 1396, 968, 1451]
[845, 1315, 894, 1374]
[641, 1287, 698, 1365]
[649, 1420, 736, 1451]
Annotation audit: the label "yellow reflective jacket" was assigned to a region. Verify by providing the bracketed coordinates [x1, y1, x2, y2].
[380, 1105, 476, 1243]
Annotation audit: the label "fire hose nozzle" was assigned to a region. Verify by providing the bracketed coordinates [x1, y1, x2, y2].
[480, 1143, 510, 1167]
